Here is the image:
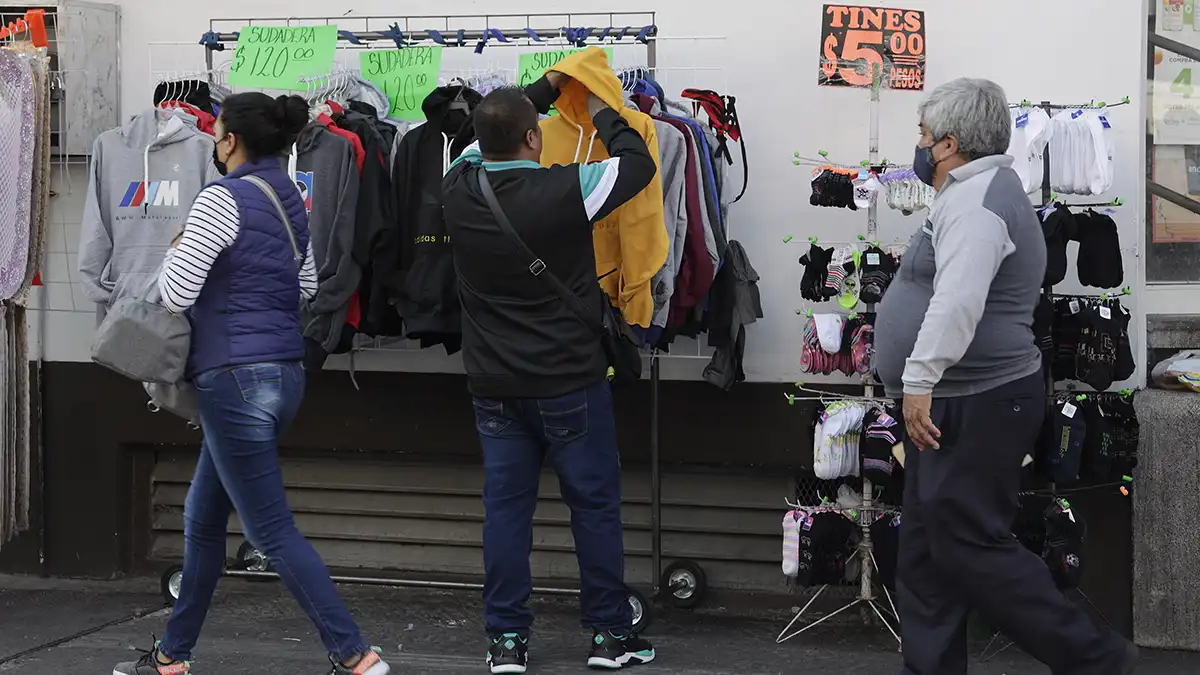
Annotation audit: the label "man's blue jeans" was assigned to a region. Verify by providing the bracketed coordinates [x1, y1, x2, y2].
[159, 361, 368, 662]
[475, 380, 631, 636]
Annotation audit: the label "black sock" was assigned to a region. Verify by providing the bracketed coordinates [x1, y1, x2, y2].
[1052, 298, 1083, 382]
[1077, 210, 1123, 288]
[1050, 399, 1087, 485]
[1113, 301, 1135, 381]
[1042, 204, 1075, 286]
[1077, 302, 1117, 391]
[860, 246, 897, 304]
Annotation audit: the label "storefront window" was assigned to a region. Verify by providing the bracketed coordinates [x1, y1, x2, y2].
[1149, 0, 1200, 282]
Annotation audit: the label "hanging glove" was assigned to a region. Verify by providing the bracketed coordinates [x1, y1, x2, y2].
[799, 244, 833, 302]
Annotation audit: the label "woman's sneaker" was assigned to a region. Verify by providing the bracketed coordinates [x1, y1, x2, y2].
[329, 650, 390, 675]
[486, 633, 529, 674]
[587, 631, 656, 669]
[112, 640, 189, 675]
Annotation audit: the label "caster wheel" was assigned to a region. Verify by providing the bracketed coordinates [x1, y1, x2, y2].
[628, 587, 653, 634]
[236, 540, 273, 576]
[161, 564, 183, 606]
[662, 560, 707, 609]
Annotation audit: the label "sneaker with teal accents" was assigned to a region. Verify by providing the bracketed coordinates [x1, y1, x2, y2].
[587, 630, 655, 669]
[486, 632, 528, 674]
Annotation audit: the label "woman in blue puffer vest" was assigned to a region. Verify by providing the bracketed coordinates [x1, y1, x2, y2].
[113, 93, 390, 675]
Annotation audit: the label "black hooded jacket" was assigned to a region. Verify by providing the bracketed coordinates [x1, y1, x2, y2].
[368, 85, 481, 351]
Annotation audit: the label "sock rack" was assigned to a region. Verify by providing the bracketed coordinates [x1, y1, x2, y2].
[777, 64, 901, 648]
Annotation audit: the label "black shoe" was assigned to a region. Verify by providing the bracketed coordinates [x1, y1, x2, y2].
[487, 633, 528, 674]
[587, 631, 656, 669]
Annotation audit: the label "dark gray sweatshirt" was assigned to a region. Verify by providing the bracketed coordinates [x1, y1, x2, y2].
[874, 155, 1045, 398]
[291, 122, 360, 353]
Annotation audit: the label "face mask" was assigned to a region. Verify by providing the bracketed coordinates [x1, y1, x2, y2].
[212, 137, 228, 176]
[913, 143, 938, 187]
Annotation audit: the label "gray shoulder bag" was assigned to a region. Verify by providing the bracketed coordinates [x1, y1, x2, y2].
[139, 176, 300, 422]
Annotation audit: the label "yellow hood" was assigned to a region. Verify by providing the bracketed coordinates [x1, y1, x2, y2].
[538, 46, 667, 329]
[547, 46, 625, 129]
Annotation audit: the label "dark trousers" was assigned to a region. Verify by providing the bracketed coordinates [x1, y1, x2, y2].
[897, 373, 1127, 675]
[160, 362, 367, 662]
[474, 380, 631, 636]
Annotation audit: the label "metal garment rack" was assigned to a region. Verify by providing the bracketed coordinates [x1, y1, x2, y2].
[186, 11, 686, 630]
[976, 98, 1127, 662]
[777, 65, 900, 647]
[203, 12, 658, 74]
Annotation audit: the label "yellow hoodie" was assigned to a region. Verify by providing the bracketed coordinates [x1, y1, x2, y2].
[542, 47, 666, 329]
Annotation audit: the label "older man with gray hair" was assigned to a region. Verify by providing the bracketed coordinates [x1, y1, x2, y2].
[873, 78, 1137, 675]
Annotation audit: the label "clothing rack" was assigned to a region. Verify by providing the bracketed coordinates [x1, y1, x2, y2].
[1034, 96, 1128, 416]
[778, 64, 900, 647]
[974, 97, 1129, 661]
[177, 11, 700, 633]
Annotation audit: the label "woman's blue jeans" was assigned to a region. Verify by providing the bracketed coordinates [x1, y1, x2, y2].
[159, 361, 367, 662]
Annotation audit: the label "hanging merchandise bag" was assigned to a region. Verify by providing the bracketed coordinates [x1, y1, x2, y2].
[90, 269, 190, 384]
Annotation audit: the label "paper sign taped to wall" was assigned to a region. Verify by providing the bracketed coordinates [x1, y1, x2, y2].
[518, 47, 614, 116]
[818, 5, 925, 91]
[359, 47, 444, 122]
[228, 25, 338, 92]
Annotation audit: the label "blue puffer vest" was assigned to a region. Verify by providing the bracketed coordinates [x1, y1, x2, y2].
[186, 157, 310, 377]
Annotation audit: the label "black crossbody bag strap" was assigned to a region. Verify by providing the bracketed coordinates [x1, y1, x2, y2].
[475, 168, 603, 337]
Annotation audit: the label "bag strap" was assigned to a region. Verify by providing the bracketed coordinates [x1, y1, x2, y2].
[475, 168, 602, 336]
[240, 175, 302, 268]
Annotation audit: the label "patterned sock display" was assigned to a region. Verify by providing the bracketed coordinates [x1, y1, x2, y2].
[824, 246, 852, 299]
[860, 246, 897, 304]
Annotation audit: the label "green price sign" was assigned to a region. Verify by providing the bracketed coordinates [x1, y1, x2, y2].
[518, 47, 614, 116]
[358, 46, 444, 122]
[228, 25, 338, 92]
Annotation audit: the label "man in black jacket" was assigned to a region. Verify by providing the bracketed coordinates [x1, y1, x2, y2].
[442, 72, 657, 674]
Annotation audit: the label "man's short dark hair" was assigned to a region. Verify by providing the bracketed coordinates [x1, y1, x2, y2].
[475, 86, 539, 158]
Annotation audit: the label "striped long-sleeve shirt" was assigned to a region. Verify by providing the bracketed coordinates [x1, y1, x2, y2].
[157, 185, 318, 314]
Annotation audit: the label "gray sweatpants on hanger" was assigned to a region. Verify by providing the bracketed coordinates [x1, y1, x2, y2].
[896, 372, 1131, 675]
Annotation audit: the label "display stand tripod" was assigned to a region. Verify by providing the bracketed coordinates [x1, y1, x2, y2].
[778, 66, 900, 648]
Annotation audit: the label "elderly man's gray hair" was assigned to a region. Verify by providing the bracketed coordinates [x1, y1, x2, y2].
[918, 78, 1011, 159]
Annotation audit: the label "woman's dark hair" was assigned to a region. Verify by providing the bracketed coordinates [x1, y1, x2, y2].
[218, 93, 309, 159]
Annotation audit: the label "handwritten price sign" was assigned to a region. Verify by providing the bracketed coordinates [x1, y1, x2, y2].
[359, 47, 443, 122]
[518, 48, 613, 116]
[229, 25, 338, 91]
[818, 5, 925, 91]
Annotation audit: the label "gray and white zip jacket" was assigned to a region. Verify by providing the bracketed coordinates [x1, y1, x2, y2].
[874, 154, 1046, 398]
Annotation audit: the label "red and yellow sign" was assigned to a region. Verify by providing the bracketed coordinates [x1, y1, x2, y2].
[819, 5, 925, 91]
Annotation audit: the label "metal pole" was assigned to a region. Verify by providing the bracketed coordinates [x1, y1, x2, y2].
[859, 64, 882, 608]
[646, 10, 661, 600]
[225, 570, 583, 596]
[200, 26, 659, 46]
[650, 353, 662, 596]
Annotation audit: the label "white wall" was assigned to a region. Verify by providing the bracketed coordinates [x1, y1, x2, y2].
[39, 0, 1148, 387]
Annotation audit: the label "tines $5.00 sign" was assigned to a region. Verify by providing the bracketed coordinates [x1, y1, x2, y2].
[819, 5, 925, 91]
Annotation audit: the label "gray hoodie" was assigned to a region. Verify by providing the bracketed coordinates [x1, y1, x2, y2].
[77, 108, 219, 313]
[290, 121, 361, 353]
[623, 95, 688, 328]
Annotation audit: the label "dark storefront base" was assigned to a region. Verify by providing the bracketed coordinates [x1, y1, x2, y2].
[0, 361, 1134, 636]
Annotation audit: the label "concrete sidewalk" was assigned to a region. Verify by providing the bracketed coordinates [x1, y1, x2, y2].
[0, 574, 1195, 674]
